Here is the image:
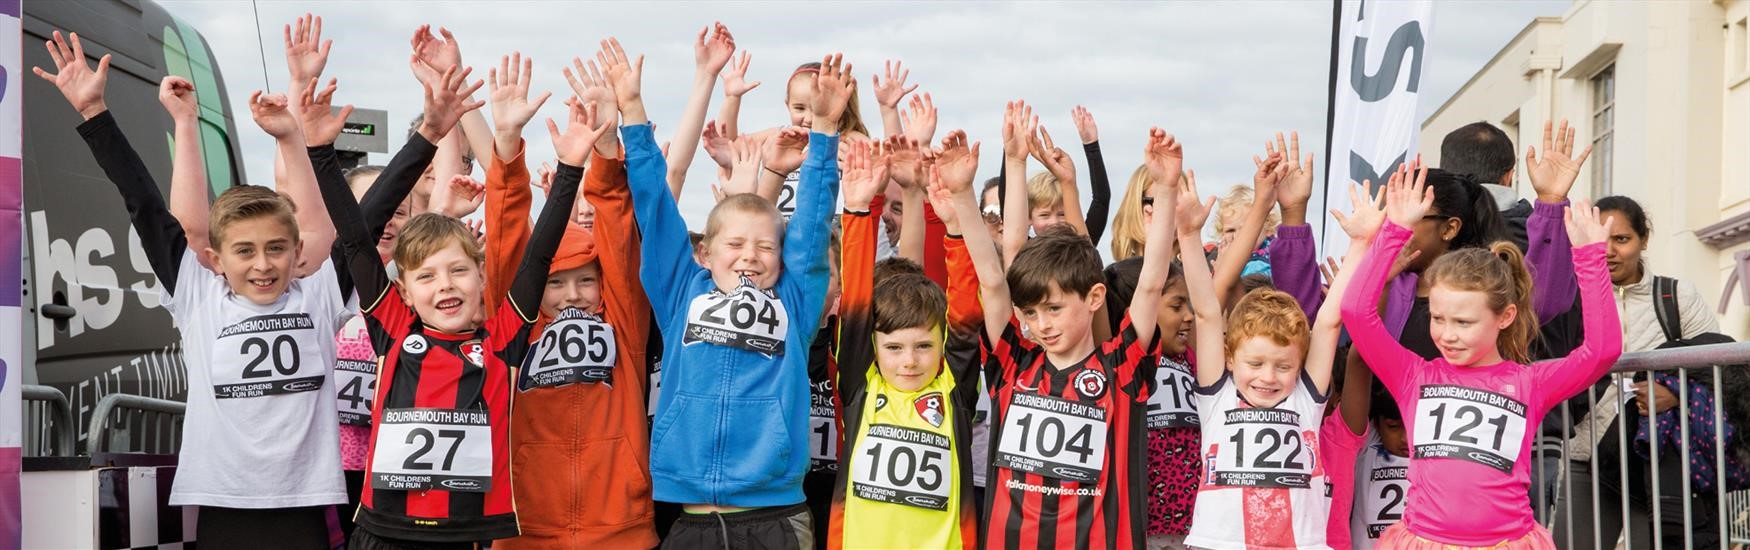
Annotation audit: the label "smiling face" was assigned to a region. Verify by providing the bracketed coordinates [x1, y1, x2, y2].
[209, 216, 302, 305]
[1427, 285, 1513, 367]
[1600, 209, 1647, 286]
[540, 263, 602, 319]
[874, 325, 944, 392]
[1016, 282, 1104, 359]
[1029, 203, 1067, 235]
[786, 76, 815, 129]
[703, 207, 784, 292]
[399, 240, 487, 334]
[1227, 335, 1303, 407]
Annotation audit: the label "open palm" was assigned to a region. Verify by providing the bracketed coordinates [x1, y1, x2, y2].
[33, 31, 111, 119]
[490, 53, 551, 134]
[1526, 119, 1592, 203]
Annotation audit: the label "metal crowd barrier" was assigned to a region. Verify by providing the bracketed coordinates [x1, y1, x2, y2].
[22, 384, 75, 457]
[83, 394, 186, 455]
[1532, 341, 1750, 549]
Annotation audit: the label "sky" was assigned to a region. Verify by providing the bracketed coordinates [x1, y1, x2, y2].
[157, 0, 1574, 248]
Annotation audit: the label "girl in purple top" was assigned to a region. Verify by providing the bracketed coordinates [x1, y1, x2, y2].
[1340, 164, 1621, 548]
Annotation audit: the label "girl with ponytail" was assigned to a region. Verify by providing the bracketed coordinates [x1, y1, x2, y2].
[1338, 163, 1621, 548]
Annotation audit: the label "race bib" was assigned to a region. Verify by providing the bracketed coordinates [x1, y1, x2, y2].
[1209, 408, 1314, 488]
[211, 314, 324, 399]
[1146, 357, 1198, 429]
[519, 308, 617, 390]
[809, 379, 839, 468]
[995, 393, 1108, 483]
[1412, 385, 1528, 473]
[851, 424, 953, 510]
[778, 170, 798, 219]
[371, 408, 493, 493]
[647, 359, 662, 418]
[683, 278, 789, 356]
[335, 358, 377, 426]
[1361, 465, 1409, 539]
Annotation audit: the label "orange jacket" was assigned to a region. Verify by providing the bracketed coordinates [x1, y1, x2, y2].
[487, 144, 656, 549]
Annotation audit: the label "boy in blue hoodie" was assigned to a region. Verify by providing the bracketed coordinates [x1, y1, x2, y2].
[612, 35, 852, 548]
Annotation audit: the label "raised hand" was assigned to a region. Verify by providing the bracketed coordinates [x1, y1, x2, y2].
[1331, 181, 1386, 243]
[33, 31, 112, 119]
[297, 77, 354, 147]
[811, 54, 855, 135]
[561, 55, 621, 156]
[925, 170, 960, 230]
[1029, 126, 1076, 183]
[429, 174, 486, 218]
[489, 52, 552, 158]
[1002, 101, 1036, 163]
[695, 22, 735, 75]
[886, 135, 925, 189]
[547, 98, 610, 166]
[1071, 105, 1099, 145]
[701, 120, 735, 168]
[1175, 173, 1213, 238]
[935, 130, 981, 194]
[463, 218, 488, 246]
[1526, 119, 1592, 204]
[721, 50, 761, 98]
[872, 59, 917, 109]
[534, 161, 555, 198]
[763, 127, 809, 176]
[410, 25, 463, 83]
[725, 137, 763, 197]
[1276, 131, 1314, 218]
[1563, 200, 1613, 248]
[901, 93, 937, 144]
[158, 76, 199, 122]
[417, 64, 486, 143]
[595, 38, 645, 115]
[1252, 136, 1288, 203]
[1383, 157, 1433, 228]
[284, 13, 332, 86]
[249, 92, 300, 140]
[842, 140, 892, 211]
[1142, 127, 1184, 185]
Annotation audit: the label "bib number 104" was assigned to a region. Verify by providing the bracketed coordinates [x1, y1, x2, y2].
[1013, 413, 1096, 464]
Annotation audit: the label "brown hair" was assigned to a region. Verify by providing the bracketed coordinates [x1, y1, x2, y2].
[1225, 289, 1310, 360]
[393, 213, 484, 274]
[787, 63, 869, 137]
[209, 185, 299, 247]
[702, 193, 783, 248]
[1007, 225, 1103, 308]
[873, 272, 947, 334]
[1423, 241, 1538, 363]
[875, 257, 925, 283]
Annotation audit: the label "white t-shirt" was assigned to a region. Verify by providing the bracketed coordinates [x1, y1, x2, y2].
[164, 252, 357, 508]
[1351, 430, 1412, 548]
[1185, 371, 1329, 550]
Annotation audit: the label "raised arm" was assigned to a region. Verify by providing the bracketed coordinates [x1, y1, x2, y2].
[887, 136, 928, 264]
[781, 53, 853, 325]
[1524, 119, 1591, 319]
[1175, 184, 1225, 387]
[481, 52, 549, 314]
[838, 139, 889, 397]
[932, 130, 1008, 344]
[666, 23, 735, 197]
[1214, 135, 1287, 308]
[1072, 106, 1111, 244]
[1128, 128, 1183, 351]
[360, 64, 482, 233]
[872, 60, 917, 138]
[507, 100, 608, 321]
[1308, 182, 1387, 395]
[296, 79, 364, 300]
[251, 89, 333, 279]
[1339, 164, 1435, 394]
[1268, 131, 1321, 320]
[1535, 201, 1623, 405]
[1337, 348, 1373, 435]
[1031, 126, 1087, 238]
[1000, 101, 1036, 267]
[159, 76, 211, 270]
[717, 51, 760, 140]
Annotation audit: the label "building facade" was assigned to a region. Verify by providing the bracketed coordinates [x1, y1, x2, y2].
[1421, 0, 1750, 340]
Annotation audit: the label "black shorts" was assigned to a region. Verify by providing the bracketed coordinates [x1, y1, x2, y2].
[347, 526, 482, 550]
[195, 505, 327, 549]
[661, 503, 813, 550]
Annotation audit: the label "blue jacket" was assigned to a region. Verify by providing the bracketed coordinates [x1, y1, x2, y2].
[624, 123, 837, 506]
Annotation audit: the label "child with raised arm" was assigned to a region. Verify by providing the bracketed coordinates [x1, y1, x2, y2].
[38, 31, 351, 548]
[1178, 151, 1345, 550]
[824, 135, 983, 549]
[1339, 166, 1621, 548]
[964, 118, 1180, 550]
[622, 34, 846, 545]
[477, 52, 659, 549]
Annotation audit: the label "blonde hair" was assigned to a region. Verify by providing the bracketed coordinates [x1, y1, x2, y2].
[1213, 184, 1280, 241]
[1026, 172, 1063, 213]
[1423, 242, 1538, 364]
[393, 213, 484, 274]
[210, 185, 299, 247]
[1110, 165, 1157, 260]
[1225, 289, 1310, 361]
[702, 193, 783, 248]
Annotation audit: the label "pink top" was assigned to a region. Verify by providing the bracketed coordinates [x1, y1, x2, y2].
[1319, 412, 1366, 549]
[335, 315, 375, 471]
[1339, 221, 1620, 545]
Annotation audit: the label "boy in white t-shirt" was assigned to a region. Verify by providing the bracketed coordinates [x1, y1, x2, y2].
[38, 31, 354, 548]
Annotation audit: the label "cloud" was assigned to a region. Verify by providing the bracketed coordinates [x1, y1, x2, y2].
[159, 0, 1570, 252]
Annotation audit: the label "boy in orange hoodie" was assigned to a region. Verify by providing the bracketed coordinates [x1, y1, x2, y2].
[481, 53, 655, 550]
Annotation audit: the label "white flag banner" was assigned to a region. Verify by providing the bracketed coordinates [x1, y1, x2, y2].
[1320, 0, 1434, 254]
